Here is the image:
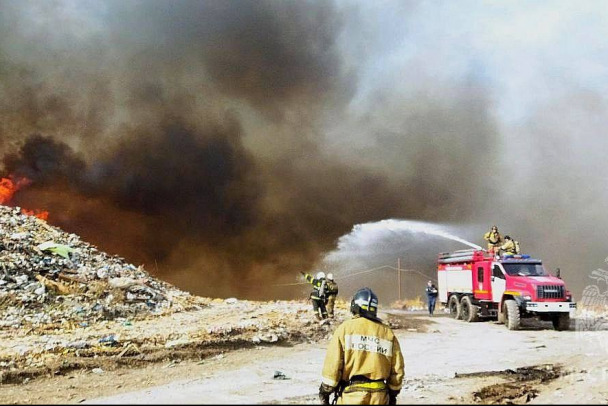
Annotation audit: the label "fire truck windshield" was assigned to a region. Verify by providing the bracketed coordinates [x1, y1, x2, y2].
[503, 263, 547, 277]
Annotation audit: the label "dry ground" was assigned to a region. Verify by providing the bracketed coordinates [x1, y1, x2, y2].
[1, 304, 607, 405]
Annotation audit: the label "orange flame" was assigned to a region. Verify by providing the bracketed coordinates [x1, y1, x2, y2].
[0, 177, 17, 204]
[20, 208, 50, 221]
[0, 176, 50, 220]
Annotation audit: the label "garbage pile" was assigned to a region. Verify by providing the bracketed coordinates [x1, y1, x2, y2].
[0, 205, 195, 330]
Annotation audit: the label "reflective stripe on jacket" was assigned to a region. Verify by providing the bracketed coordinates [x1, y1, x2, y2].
[304, 273, 326, 300]
[321, 316, 405, 392]
[344, 380, 386, 393]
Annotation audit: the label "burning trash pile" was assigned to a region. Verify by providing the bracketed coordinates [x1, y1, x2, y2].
[0, 178, 48, 221]
[0, 203, 347, 390]
[0, 204, 195, 330]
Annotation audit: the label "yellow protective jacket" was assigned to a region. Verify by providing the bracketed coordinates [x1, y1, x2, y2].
[501, 239, 517, 254]
[484, 231, 503, 246]
[326, 280, 339, 296]
[321, 316, 405, 393]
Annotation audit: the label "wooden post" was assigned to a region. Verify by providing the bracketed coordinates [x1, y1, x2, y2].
[397, 257, 402, 302]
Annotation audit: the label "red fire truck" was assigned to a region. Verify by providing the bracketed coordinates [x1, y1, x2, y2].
[437, 249, 576, 330]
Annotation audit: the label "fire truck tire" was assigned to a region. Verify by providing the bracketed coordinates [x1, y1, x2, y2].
[504, 299, 520, 330]
[552, 313, 570, 331]
[448, 295, 462, 320]
[460, 296, 480, 322]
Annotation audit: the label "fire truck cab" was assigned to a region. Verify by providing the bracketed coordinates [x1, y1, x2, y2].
[437, 249, 576, 330]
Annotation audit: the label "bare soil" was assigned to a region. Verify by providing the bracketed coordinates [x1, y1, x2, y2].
[1, 305, 607, 404]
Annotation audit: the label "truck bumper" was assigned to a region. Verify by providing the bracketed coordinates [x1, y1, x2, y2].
[525, 301, 576, 313]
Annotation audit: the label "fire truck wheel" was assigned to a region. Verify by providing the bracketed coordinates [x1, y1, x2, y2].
[552, 313, 570, 331]
[460, 296, 480, 322]
[448, 295, 462, 320]
[504, 299, 520, 330]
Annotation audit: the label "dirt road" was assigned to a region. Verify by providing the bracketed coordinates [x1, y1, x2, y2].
[82, 311, 608, 404]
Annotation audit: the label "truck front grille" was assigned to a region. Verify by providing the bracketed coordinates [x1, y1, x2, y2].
[536, 285, 565, 299]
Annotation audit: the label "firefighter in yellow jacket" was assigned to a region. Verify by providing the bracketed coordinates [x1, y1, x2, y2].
[319, 287, 405, 405]
[499, 235, 519, 255]
[483, 225, 503, 254]
[325, 273, 339, 318]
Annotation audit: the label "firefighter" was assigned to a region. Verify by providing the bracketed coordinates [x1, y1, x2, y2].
[499, 235, 519, 255]
[325, 273, 339, 318]
[425, 280, 438, 316]
[483, 225, 503, 254]
[319, 287, 405, 405]
[301, 271, 328, 321]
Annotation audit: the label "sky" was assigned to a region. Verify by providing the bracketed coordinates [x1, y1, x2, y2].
[0, 0, 606, 300]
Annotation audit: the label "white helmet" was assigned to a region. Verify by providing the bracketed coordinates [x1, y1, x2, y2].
[326, 273, 334, 281]
[316, 271, 326, 279]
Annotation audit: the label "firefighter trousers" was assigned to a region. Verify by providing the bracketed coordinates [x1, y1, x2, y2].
[326, 295, 336, 317]
[487, 243, 500, 253]
[312, 298, 328, 319]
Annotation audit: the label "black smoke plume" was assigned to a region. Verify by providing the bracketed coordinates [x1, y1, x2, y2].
[0, 1, 514, 299]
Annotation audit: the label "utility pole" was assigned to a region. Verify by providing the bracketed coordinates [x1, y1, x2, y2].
[397, 257, 402, 302]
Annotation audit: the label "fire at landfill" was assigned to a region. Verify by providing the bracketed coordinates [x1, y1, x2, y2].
[1, 1, 607, 301]
[0, 205, 189, 329]
[0, 177, 48, 220]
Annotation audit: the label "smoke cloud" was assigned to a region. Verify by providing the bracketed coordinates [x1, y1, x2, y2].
[1, 0, 604, 300]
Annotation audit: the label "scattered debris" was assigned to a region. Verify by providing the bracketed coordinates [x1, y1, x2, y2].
[37, 241, 75, 259]
[0, 205, 194, 331]
[0, 204, 348, 386]
[273, 370, 290, 380]
[470, 364, 566, 404]
[383, 311, 433, 331]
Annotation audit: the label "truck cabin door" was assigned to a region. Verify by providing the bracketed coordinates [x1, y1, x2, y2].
[491, 263, 506, 303]
[474, 264, 492, 300]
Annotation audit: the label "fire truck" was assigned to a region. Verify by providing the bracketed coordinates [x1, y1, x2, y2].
[437, 249, 576, 330]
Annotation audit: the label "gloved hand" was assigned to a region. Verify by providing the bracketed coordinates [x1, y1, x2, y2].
[319, 383, 333, 405]
[389, 389, 400, 405]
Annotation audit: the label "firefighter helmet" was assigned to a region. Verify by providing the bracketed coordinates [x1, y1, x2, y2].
[350, 287, 381, 322]
[326, 273, 334, 281]
[316, 271, 326, 279]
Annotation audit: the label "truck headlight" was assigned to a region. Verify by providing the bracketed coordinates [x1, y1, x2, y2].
[522, 295, 532, 301]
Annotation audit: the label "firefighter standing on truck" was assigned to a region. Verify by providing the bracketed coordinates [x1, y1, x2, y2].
[325, 273, 339, 318]
[499, 235, 520, 255]
[483, 225, 503, 254]
[318, 287, 404, 405]
[301, 271, 328, 321]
